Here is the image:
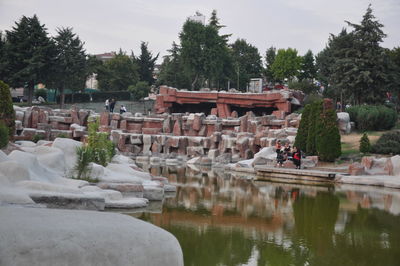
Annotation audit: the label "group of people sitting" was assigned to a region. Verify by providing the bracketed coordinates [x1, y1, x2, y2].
[275, 140, 302, 169]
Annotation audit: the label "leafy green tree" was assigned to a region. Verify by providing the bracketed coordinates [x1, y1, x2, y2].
[4, 15, 57, 104]
[299, 50, 316, 81]
[0, 80, 15, 141]
[128, 81, 150, 100]
[97, 50, 139, 91]
[271, 48, 302, 82]
[53, 27, 87, 108]
[264, 46, 276, 83]
[134, 41, 159, 85]
[230, 39, 262, 91]
[359, 133, 371, 153]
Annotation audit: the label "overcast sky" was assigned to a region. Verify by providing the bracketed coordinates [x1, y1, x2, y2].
[0, 0, 399, 63]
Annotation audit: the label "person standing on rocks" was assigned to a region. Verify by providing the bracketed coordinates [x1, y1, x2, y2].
[109, 99, 116, 113]
[293, 147, 302, 169]
[105, 98, 109, 111]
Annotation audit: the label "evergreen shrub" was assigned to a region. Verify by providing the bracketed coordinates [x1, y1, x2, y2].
[347, 105, 397, 131]
[0, 121, 9, 148]
[294, 104, 312, 152]
[359, 133, 371, 153]
[316, 108, 341, 161]
[371, 131, 400, 154]
[0, 80, 16, 140]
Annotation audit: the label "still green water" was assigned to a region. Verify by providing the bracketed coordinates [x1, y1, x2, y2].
[133, 165, 400, 266]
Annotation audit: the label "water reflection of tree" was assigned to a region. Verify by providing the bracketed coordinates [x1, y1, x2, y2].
[167, 226, 253, 266]
[292, 192, 340, 265]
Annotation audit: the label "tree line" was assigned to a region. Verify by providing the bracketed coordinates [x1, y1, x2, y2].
[0, 6, 399, 107]
[0, 15, 158, 106]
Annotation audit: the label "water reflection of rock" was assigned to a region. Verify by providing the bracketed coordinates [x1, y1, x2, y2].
[136, 165, 400, 266]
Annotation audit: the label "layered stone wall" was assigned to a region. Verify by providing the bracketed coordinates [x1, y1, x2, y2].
[13, 105, 301, 163]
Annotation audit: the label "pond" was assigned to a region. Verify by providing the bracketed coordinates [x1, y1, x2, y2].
[130, 165, 400, 266]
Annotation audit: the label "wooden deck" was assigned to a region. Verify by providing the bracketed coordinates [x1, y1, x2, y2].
[254, 166, 346, 185]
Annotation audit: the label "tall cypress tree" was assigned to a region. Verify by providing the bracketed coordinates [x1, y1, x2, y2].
[294, 103, 312, 152]
[316, 103, 341, 161]
[306, 100, 323, 155]
[0, 80, 15, 141]
[4, 15, 56, 104]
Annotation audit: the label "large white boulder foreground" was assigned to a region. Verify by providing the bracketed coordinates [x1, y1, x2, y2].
[0, 206, 183, 266]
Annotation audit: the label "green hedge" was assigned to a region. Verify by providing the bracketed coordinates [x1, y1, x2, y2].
[371, 131, 400, 154]
[347, 105, 397, 131]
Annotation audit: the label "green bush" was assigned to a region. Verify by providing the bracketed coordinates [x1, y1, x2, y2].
[128, 81, 150, 100]
[347, 105, 397, 131]
[359, 133, 371, 153]
[74, 119, 115, 181]
[0, 80, 15, 141]
[0, 121, 9, 148]
[75, 146, 93, 180]
[32, 134, 45, 143]
[371, 131, 400, 154]
[87, 119, 115, 167]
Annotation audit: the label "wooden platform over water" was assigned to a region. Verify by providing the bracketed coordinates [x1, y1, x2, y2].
[254, 166, 346, 185]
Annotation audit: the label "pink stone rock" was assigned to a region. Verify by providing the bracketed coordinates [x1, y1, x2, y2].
[100, 112, 110, 126]
[173, 120, 182, 136]
[120, 120, 127, 131]
[31, 111, 39, 128]
[348, 162, 365, 176]
[142, 128, 161, 135]
[78, 110, 89, 126]
[361, 156, 374, 169]
[211, 108, 218, 116]
[193, 115, 201, 131]
[231, 111, 238, 118]
[110, 119, 119, 130]
[70, 109, 80, 124]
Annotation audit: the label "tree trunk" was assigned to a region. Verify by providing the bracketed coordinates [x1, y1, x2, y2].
[26, 81, 34, 105]
[191, 74, 198, 91]
[60, 86, 65, 109]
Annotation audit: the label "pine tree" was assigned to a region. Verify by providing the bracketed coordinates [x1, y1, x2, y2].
[53, 27, 87, 108]
[4, 15, 57, 104]
[299, 50, 316, 81]
[359, 133, 371, 153]
[0, 80, 15, 141]
[265, 46, 276, 84]
[294, 103, 312, 152]
[134, 42, 159, 85]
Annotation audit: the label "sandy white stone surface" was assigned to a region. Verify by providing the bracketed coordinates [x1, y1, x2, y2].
[0, 206, 183, 266]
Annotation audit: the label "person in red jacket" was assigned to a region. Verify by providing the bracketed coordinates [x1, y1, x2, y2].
[292, 146, 301, 169]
